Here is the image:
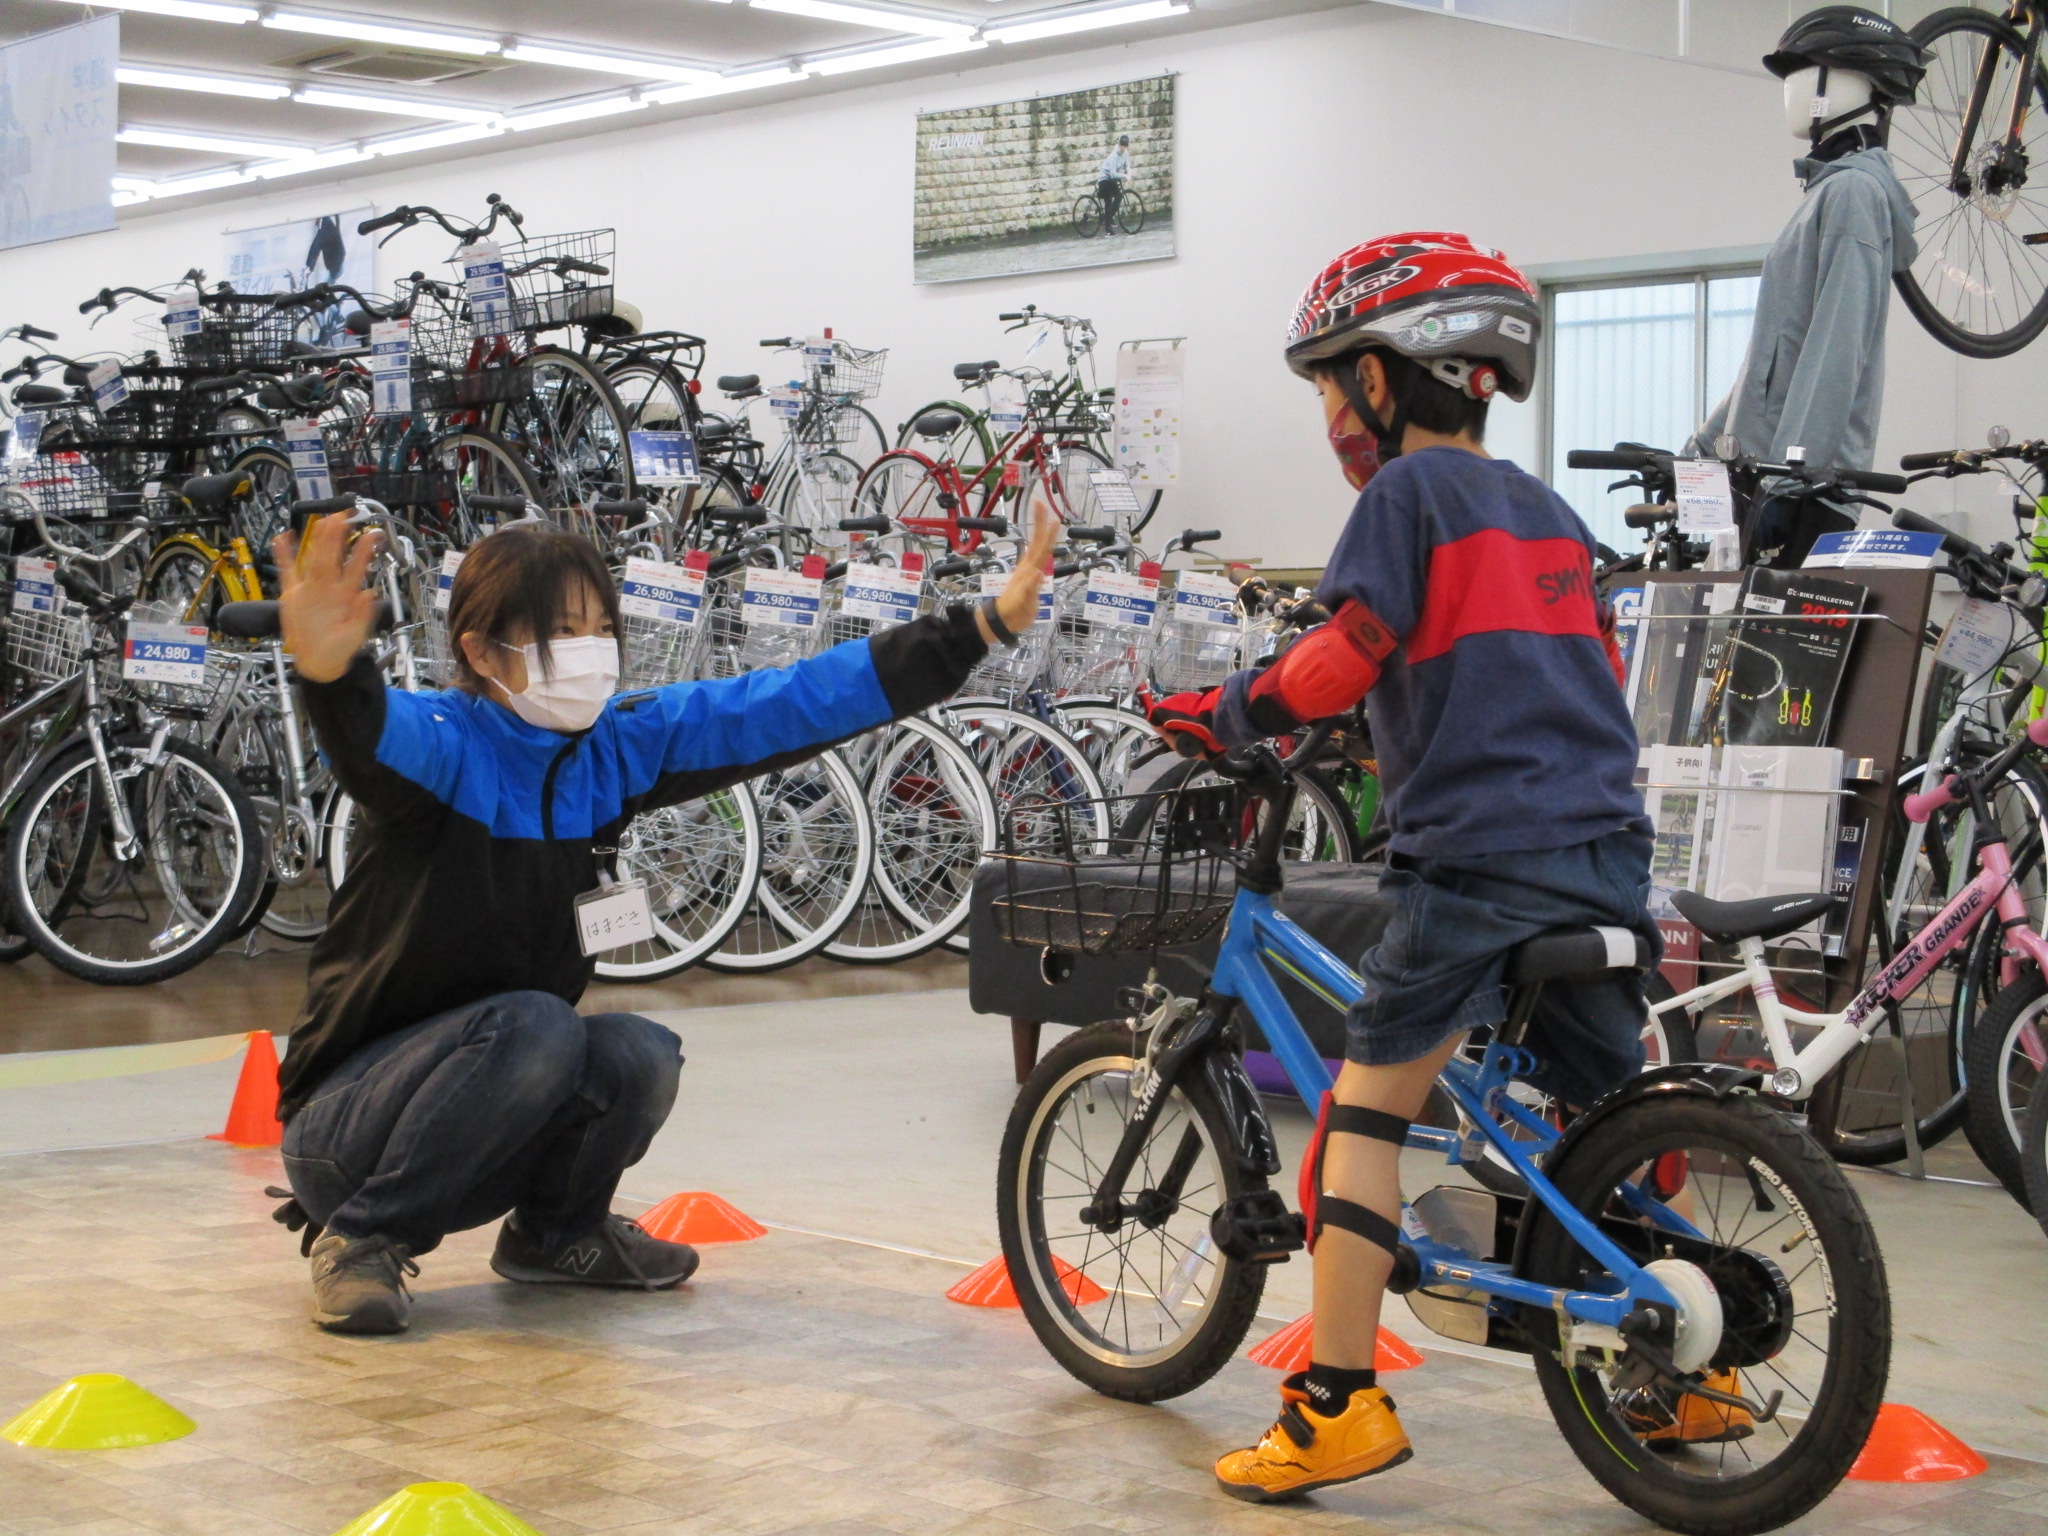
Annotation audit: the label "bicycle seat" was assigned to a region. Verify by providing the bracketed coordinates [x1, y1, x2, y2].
[1670, 890, 1835, 944]
[1504, 926, 1653, 986]
[215, 600, 281, 640]
[913, 410, 963, 440]
[695, 417, 737, 443]
[178, 472, 251, 513]
[716, 373, 760, 394]
[11, 383, 69, 406]
[257, 376, 321, 412]
[953, 360, 999, 381]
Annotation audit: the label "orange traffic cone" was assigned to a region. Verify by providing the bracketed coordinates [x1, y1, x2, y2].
[946, 1255, 1107, 1308]
[1245, 1313, 1423, 1373]
[207, 1032, 281, 1148]
[633, 1192, 765, 1244]
[1847, 1404, 1987, 1482]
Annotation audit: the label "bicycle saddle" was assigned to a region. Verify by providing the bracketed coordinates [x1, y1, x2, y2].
[11, 382, 69, 406]
[217, 598, 394, 639]
[1505, 926, 1653, 986]
[1670, 889, 1835, 944]
[178, 472, 251, 513]
[953, 360, 999, 381]
[913, 410, 963, 439]
[257, 376, 321, 411]
[695, 416, 737, 443]
[716, 373, 759, 394]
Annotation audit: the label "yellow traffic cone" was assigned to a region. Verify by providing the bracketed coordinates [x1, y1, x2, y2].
[331, 1483, 547, 1536]
[1, 1374, 196, 1449]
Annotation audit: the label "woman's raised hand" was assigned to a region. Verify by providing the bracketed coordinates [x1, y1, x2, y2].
[273, 512, 384, 683]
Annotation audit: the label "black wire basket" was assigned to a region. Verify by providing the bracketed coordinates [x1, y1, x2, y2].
[172, 297, 305, 371]
[988, 781, 1244, 956]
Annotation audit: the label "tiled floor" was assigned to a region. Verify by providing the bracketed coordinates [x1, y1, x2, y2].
[1, 1140, 2042, 1536]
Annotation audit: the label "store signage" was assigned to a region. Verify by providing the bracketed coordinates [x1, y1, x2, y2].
[841, 563, 920, 625]
[742, 566, 822, 629]
[1672, 459, 1735, 533]
[627, 430, 699, 486]
[1804, 530, 1942, 568]
[11, 555, 55, 614]
[459, 241, 515, 338]
[1085, 568, 1159, 629]
[1172, 569, 1240, 627]
[370, 318, 411, 414]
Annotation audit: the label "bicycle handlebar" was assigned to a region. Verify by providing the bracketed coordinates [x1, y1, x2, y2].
[357, 209, 410, 235]
[1567, 448, 1660, 471]
[1891, 506, 1978, 558]
[1899, 449, 1961, 472]
[760, 336, 795, 348]
[1836, 467, 1910, 495]
[997, 312, 1025, 321]
[837, 515, 893, 534]
[1065, 525, 1116, 545]
[1624, 505, 1676, 529]
[958, 517, 1010, 535]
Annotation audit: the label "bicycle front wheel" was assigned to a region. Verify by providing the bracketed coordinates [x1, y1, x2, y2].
[1072, 194, 1102, 238]
[998, 1017, 1269, 1402]
[492, 346, 636, 511]
[702, 750, 875, 973]
[1518, 1093, 1889, 1535]
[6, 735, 265, 984]
[1892, 8, 2048, 357]
[594, 786, 763, 981]
[1115, 188, 1146, 236]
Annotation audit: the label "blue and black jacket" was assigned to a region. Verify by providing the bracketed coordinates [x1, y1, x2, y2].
[279, 605, 987, 1115]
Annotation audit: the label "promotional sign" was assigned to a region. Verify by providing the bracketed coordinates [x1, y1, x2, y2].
[162, 284, 203, 339]
[1114, 343, 1183, 485]
[433, 550, 464, 612]
[1171, 569, 1239, 627]
[11, 555, 55, 614]
[122, 620, 208, 686]
[840, 563, 921, 625]
[7, 412, 40, 461]
[989, 405, 1025, 435]
[459, 241, 514, 338]
[742, 566, 822, 629]
[85, 359, 128, 411]
[1672, 459, 1735, 533]
[1804, 529, 1943, 569]
[627, 430, 699, 486]
[619, 557, 705, 627]
[0, 16, 117, 253]
[223, 208, 374, 350]
[283, 417, 332, 500]
[1084, 567, 1159, 629]
[982, 570, 1053, 624]
[370, 318, 411, 414]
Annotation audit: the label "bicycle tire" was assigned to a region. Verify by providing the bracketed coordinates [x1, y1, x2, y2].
[1072, 194, 1102, 239]
[430, 428, 544, 540]
[6, 734, 265, 985]
[594, 785, 763, 982]
[1892, 8, 2048, 358]
[223, 443, 296, 553]
[853, 449, 972, 550]
[1050, 699, 1156, 800]
[1517, 1094, 1889, 1536]
[997, 1017, 1269, 1402]
[2015, 1059, 2048, 1235]
[141, 539, 226, 627]
[780, 448, 865, 550]
[1022, 443, 1116, 536]
[1962, 967, 2047, 1207]
[491, 345, 637, 510]
[833, 405, 888, 468]
[605, 355, 695, 432]
[1115, 188, 1146, 236]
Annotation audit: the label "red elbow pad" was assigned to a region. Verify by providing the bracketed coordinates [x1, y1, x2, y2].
[1245, 600, 1396, 733]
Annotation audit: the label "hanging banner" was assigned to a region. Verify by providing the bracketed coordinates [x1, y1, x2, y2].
[1114, 343, 1182, 486]
[222, 208, 375, 350]
[0, 16, 116, 252]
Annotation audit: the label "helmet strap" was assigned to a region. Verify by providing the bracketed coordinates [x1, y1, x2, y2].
[1806, 64, 1885, 152]
[1338, 358, 1407, 462]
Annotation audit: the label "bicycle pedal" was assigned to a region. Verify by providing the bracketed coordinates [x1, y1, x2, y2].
[1209, 1189, 1305, 1264]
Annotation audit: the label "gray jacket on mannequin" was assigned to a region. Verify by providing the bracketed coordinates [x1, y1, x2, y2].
[1690, 146, 1917, 474]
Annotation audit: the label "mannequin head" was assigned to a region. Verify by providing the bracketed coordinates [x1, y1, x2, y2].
[1781, 63, 1875, 142]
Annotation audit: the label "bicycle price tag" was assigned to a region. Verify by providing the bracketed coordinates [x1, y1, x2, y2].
[1084, 568, 1158, 630]
[1089, 469, 1142, 519]
[433, 550, 464, 612]
[804, 335, 832, 366]
[11, 555, 55, 615]
[163, 285, 203, 339]
[620, 556, 705, 628]
[574, 877, 654, 956]
[123, 619, 208, 686]
[742, 566, 822, 630]
[283, 417, 332, 500]
[840, 563, 920, 625]
[1672, 459, 1735, 533]
[768, 386, 802, 420]
[1935, 595, 2021, 678]
[1172, 570, 1240, 628]
[86, 360, 129, 412]
[981, 571, 1053, 624]
[370, 318, 412, 414]
[627, 429, 699, 486]
[7, 412, 40, 461]
[990, 406, 1025, 434]
[460, 241, 515, 338]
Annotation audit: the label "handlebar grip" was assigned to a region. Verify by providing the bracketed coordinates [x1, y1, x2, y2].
[293, 494, 359, 518]
[1624, 504, 1676, 529]
[1179, 528, 1222, 546]
[997, 312, 1024, 321]
[78, 291, 109, 315]
[466, 494, 530, 515]
[558, 258, 610, 276]
[1899, 450, 1957, 471]
[589, 499, 646, 518]
[823, 560, 849, 583]
[1066, 525, 1116, 544]
[1566, 448, 1657, 471]
[1838, 467, 1910, 495]
[1902, 776, 1957, 825]
[1052, 560, 1081, 578]
[759, 336, 795, 347]
[706, 551, 745, 577]
[958, 517, 1010, 534]
[357, 209, 409, 234]
[837, 515, 892, 534]
[704, 506, 768, 527]
[931, 557, 972, 578]
[21, 324, 55, 342]
[1892, 506, 1978, 557]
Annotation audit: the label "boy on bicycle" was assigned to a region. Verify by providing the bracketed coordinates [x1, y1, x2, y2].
[1147, 233, 1665, 1500]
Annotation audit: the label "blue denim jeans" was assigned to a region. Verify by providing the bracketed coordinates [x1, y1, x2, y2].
[1347, 826, 1660, 1107]
[280, 991, 682, 1255]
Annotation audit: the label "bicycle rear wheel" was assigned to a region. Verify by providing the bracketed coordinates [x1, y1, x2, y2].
[595, 786, 763, 981]
[1892, 8, 2048, 357]
[702, 750, 875, 973]
[855, 450, 964, 548]
[492, 346, 636, 511]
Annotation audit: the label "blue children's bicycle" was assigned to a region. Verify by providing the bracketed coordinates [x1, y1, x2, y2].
[990, 724, 1890, 1536]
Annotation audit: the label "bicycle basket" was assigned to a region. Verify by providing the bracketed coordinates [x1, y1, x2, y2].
[1152, 615, 1244, 693]
[989, 782, 1242, 956]
[621, 610, 706, 690]
[2, 596, 89, 689]
[807, 340, 886, 403]
[1048, 578, 1156, 698]
[172, 297, 304, 371]
[413, 364, 533, 412]
[505, 229, 616, 332]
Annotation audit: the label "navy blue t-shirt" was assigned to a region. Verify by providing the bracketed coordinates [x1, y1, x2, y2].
[1224, 448, 1643, 859]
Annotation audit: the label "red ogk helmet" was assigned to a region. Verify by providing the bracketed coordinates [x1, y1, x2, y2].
[1284, 231, 1541, 402]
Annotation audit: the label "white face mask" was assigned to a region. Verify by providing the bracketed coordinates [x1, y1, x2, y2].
[492, 634, 619, 733]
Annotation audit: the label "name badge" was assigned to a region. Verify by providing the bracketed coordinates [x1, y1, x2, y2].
[575, 878, 655, 956]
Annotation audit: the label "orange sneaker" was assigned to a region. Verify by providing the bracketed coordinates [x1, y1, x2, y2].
[1214, 1374, 1413, 1502]
[1623, 1370, 1756, 1447]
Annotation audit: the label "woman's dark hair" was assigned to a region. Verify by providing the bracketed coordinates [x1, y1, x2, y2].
[445, 524, 621, 693]
[1326, 346, 1489, 442]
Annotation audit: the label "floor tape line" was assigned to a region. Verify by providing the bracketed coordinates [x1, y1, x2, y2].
[0, 1031, 269, 1091]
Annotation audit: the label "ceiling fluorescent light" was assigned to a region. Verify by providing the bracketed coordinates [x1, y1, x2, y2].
[371, 121, 505, 155]
[250, 146, 371, 177]
[295, 88, 500, 122]
[119, 125, 313, 156]
[752, 0, 974, 39]
[641, 66, 804, 103]
[503, 44, 715, 84]
[503, 96, 646, 131]
[985, 0, 1186, 42]
[152, 168, 255, 196]
[263, 12, 500, 55]
[808, 35, 984, 72]
[47, 0, 259, 23]
[116, 66, 288, 99]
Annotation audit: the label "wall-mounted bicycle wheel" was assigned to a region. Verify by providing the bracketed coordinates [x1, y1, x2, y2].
[1892, 8, 2048, 357]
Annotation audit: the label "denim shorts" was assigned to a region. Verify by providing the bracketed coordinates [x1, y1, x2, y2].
[1346, 824, 1661, 1107]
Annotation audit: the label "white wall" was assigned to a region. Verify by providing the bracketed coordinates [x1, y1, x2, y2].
[3, 2, 2038, 565]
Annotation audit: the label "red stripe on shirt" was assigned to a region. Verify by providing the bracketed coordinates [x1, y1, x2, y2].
[1406, 528, 1602, 665]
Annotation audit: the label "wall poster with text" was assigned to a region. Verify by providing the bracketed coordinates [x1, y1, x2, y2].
[0, 16, 116, 252]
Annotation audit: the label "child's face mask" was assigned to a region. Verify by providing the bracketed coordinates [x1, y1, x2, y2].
[493, 635, 619, 733]
[1327, 403, 1383, 492]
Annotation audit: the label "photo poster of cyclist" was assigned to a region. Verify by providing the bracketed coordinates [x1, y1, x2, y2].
[1715, 567, 1869, 748]
[912, 75, 1173, 284]
[221, 208, 375, 350]
[0, 15, 116, 252]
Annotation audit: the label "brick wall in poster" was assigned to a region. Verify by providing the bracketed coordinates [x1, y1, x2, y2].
[914, 76, 1174, 249]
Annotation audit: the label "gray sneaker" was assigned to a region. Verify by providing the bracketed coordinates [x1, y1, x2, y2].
[309, 1231, 418, 1334]
[490, 1212, 699, 1290]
